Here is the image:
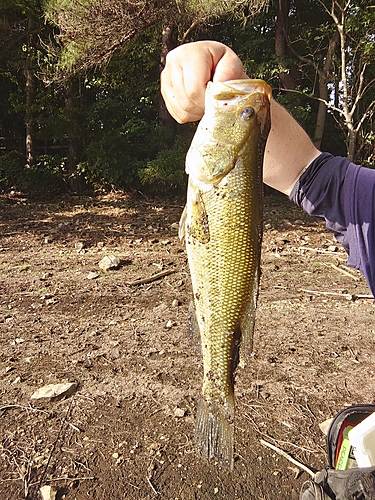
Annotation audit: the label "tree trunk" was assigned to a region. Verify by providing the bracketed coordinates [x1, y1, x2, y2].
[64, 80, 85, 192]
[158, 25, 177, 149]
[347, 127, 357, 163]
[313, 31, 339, 149]
[25, 17, 36, 167]
[275, 0, 298, 90]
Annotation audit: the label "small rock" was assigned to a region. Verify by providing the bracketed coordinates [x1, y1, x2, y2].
[97, 241, 105, 249]
[165, 320, 175, 329]
[12, 338, 24, 345]
[87, 271, 100, 280]
[31, 382, 77, 402]
[171, 299, 180, 307]
[171, 222, 179, 231]
[174, 408, 185, 418]
[276, 238, 289, 246]
[40, 485, 57, 500]
[44, 236, 53, 244]
[319, 417, 334, 435]
[99, 255, 121, 271]
[75, 241, 85, 252]
[328, 245, 338, 252]
[40, 272, 52, 281]
[45, 298, 58, 306]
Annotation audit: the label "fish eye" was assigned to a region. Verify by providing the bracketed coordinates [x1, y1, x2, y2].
[240, 107, 255, 120]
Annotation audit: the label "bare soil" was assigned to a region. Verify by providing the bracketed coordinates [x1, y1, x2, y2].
[1, 191, 375, 500]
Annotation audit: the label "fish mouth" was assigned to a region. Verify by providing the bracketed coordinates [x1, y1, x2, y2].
[208, 79, 272, 107]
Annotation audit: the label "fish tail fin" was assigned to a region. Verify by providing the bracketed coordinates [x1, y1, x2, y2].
[195, 398, 234, 471]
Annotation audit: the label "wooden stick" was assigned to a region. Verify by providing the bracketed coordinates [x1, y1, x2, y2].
[260, 439, 315, 477]
[297, 246, 344, 254]
[329, 263, 360, 281]
[147, 477, 159, 495]
[126, 269, 175, 286]
[300, 288, 373, 300]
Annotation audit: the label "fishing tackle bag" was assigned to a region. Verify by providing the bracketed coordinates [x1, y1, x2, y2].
[299, 404, 375, 500]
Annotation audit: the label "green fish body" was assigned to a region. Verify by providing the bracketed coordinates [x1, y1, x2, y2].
[180, 79, 271, 469]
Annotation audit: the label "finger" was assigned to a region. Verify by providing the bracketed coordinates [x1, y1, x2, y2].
[212, 46, 248, 83]
[161, 68, 203, 124]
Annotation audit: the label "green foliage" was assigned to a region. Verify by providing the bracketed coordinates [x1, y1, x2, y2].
[182, 0, 267, 18]
[139, 135, 191, 192]
[1, 0, 374, 195]
[79, 127, 146, 190]
[0, 151, 67, 193]
[0, 151, 25, 187]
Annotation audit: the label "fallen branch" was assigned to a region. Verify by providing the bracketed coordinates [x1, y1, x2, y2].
[328, 263, 360, 281]
[297, 246, 344, 254]
[260, 439, 315, 478]
[126, 269, 175, 286]
[300, 288, 373, 300]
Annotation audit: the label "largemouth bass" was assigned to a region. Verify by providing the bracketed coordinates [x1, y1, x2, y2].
[179, 79, 271, 470]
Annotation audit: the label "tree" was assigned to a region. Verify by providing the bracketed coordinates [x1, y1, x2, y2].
[43, 0, 268, 80]
[325, 0, 375, 161]
[275, 0, 301, 90]
[287, 0, 375, 161]
[0, 0, 57, 167]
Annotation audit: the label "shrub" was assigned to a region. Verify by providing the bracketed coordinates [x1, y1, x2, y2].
[139, 136, 189, 193]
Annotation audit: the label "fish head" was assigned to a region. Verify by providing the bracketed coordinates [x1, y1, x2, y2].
[186, 79, 271, 185]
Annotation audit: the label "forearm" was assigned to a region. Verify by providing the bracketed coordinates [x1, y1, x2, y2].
[263, 100, 321, 196]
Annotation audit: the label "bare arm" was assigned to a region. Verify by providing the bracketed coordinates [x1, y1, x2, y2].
[265, 100, 321, 195]
[161, 41, 321, 196]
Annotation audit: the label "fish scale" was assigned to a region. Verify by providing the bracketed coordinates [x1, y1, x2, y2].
[180, 79, 271, 470]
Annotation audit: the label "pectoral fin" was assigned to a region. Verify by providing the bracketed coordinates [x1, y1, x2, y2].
[187, 188, 210, 244]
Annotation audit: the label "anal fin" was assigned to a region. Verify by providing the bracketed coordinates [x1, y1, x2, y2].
[239, 267, 260, 368]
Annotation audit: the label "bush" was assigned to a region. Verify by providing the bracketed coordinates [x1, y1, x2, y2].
[139, 136, 190, 193]
[0, 151, 67, 194]
[0, 151, 25, 188]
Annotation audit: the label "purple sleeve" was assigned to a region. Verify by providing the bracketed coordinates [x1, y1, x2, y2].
[289, 152, 375, 295]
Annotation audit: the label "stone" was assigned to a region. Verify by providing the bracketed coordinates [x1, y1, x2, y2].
[40, 485, 57, 500]
[31, 382, 77, 402]
[87, 271, 100, 280]
[98, 255, 121, 271]
[174, 408, 185, 418]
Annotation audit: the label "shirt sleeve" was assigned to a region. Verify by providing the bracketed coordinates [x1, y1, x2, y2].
[289, 152, 375, 296]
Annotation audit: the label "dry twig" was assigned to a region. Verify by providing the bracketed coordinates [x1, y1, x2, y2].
[300, 288, 373, 300]
[126, 269, 175, 286]
[260, 439, 315, 478]
[328, 263, 360, 281]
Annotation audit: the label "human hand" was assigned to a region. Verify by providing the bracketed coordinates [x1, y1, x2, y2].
[161, 41, 248, 124]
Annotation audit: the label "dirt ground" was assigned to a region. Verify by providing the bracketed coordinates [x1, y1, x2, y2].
[1, 190, 375, 500]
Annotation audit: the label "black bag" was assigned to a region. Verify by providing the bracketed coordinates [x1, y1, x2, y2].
[300, 405, 375, 500]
